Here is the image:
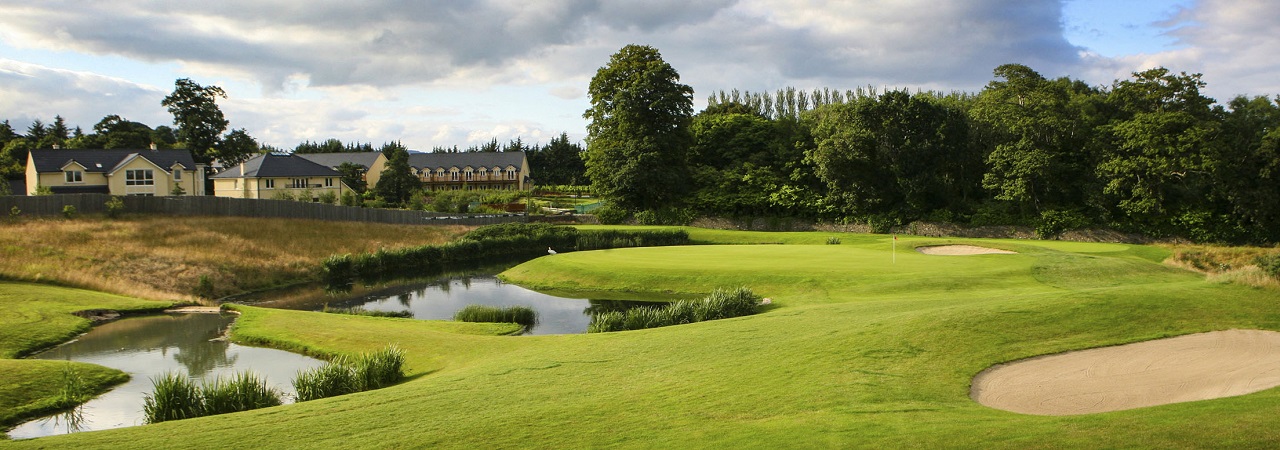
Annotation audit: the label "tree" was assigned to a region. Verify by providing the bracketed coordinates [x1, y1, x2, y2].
[374, 142, 420, 206]
[972, 64, 1105, 217]
[1098, 68, 1219, 236]
[86, 115, 155, 149]
[336, 162, 368, 194]
[805, 90, 974, 222]
[527, 132, 586, 185]
[583, 44, 694, 211]
[216, 129, 260, 166]
[162, 78, 228, 163]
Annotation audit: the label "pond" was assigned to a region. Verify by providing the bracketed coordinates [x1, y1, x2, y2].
[242, 275, 662, 335]
[7, 313, 325, 439]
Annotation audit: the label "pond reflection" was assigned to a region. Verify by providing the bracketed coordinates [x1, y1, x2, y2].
[7, 313, 325, 439]
[244, 275, 664, 335]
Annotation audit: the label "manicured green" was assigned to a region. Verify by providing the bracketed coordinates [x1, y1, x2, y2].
[7, 229, 1280, 448]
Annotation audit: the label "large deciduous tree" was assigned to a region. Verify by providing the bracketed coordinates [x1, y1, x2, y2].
[583, 44, 694, 211]
[1098, 68, 1219, 236]
[972, 64, 1105, 217]
[162, 78, 229, 164]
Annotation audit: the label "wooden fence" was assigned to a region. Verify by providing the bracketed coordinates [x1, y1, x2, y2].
[0, 194, 527, 226]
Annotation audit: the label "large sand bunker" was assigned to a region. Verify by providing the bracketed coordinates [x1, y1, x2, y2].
[971, 330, 1280, 415]
[916, 245, 1016, 255]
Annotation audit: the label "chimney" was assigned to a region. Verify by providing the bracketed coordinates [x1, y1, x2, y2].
[149, 142, 157, 150]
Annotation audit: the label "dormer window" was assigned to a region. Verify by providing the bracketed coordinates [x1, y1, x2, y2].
[64, 170, 83, 183]
[173, 169, 182, 181]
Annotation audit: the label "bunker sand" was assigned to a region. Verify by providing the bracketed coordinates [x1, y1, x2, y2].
[971, 330, 1280, 415]
[916, 245, 1016, 255]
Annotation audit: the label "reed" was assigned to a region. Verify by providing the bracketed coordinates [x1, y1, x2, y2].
[55, 362, 90, 408]
[143, 372, 203, 424]
[293, 356, 359, 402]
[293, 345, 406, 401]
[587, 287, 761, 333]
[201, 371, 283, 416]
[322, 304, 414, 318]
[453, 305, 537, 327]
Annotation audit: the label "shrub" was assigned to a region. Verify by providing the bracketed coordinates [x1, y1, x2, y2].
[453, 305, 537, 327]
[143, 372, 203, 424]
[1037, 209, 1089, 240]
[318, 191, 338, 205]
[201, 372, 282, 416]
[340, 190, 361, 207]
[826, 236, 842, 245]
[1257, 254, 1280, 279]
[171, 182, 186, 196]
[61, 204, 77, 219]
[104, 196, 125, 219]
[274, 190, 296, 201]
[9, 205, 20, 219]
[193, 275, 216, 299]
[593, 204, 628, 224]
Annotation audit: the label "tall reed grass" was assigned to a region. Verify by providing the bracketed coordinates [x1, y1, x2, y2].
[294, 345, 406, 402]
[322, 304, 414, 318]
[143, 372, 203, 424]
[143, 370, 284, 424]
[453, 305, 537, 327]
[201, 372, 283, 415]
[588, 287, 761, 333]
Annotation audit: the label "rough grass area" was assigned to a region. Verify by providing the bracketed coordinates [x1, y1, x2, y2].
[0, 216, 470, 300]
[7, 226, 1280, 448]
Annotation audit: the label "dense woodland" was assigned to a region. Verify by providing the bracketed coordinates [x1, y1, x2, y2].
[3, 56, 1279, 244]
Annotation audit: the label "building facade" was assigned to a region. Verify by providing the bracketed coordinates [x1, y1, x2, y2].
[25, 148, 205, 196]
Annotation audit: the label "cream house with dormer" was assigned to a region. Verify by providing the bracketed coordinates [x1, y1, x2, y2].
[26, 148, 205, 196]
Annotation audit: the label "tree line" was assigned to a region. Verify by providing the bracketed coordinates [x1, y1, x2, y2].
[585, 45, 1280, 244]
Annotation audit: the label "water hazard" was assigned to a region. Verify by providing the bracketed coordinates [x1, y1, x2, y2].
[245, 275, 662, 335]
[7, 313, 325, 439]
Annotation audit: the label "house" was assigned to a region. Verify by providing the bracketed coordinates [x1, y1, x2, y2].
[374, 151, 531, 191]
[210, 154, 352, 201]
[25, 148, 205, 196]
[295, 152, 381, 190]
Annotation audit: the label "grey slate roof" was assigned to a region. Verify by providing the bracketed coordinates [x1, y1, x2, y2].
[28, 149, 199, 173]
[407, 151, 526, 170]
[295, 152, 381, 169]
[211, 154, 341, 178]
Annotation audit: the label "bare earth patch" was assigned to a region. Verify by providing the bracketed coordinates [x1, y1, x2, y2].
[915, 245, 1017, 255]
[971, 330, 1280, 415]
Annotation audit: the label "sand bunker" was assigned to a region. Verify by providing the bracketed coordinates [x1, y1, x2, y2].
[971, 330, 1280, 415]
[916, 245, 1016, 255]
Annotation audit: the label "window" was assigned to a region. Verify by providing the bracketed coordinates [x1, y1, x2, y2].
[325, 178, 333, 187]
[126, 169, 154, 186]
[450, 169, 460, 181]
[265, 179, 275, 189]
[173, 169, 182, 181]
[64, 171, 83, 183]
[292, 178, 307, 188]
[465, 170, 473, 181]
[506, 169, 517, 180]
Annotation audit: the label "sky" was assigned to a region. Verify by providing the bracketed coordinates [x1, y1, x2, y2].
[1, 0, 1277, 151]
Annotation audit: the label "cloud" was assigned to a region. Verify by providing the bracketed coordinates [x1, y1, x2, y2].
[0, 59, 169, 131]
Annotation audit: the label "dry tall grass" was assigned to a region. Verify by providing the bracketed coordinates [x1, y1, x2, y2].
[0, 216, 471, 300]
[1164, 244, 1280, 290]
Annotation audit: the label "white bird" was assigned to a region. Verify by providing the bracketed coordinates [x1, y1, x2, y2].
[547, 247, 557, 255]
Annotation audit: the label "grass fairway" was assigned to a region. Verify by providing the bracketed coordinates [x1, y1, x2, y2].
[7, 230, 1280, 447]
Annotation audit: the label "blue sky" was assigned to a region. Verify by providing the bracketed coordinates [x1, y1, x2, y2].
[1, 0, 1276, 151]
